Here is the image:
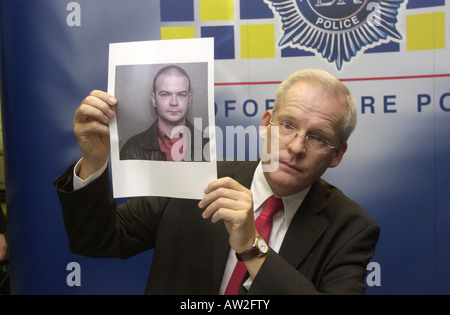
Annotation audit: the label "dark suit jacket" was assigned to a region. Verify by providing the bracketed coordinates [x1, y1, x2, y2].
[55, 160, 379, 294]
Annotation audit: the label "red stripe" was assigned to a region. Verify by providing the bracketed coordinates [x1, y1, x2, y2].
[340, 73, 450, 82]
[215, 81, 282, 86]
[214, 73, 450, 86]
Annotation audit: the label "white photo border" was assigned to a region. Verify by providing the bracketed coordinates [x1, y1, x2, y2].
[108, 38, 217, 199]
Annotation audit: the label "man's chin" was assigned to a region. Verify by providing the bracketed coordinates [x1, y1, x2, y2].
[162, 116, 187, 127]
[265, 169, 306, 194]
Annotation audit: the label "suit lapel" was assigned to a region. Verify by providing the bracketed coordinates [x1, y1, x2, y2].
[278, 179, 330, 268]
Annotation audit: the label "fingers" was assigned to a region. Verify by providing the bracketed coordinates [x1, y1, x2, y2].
[199, 177, 253, 223]
[199, 177, 248, 210]
[201, 193, 250, 224]
[75, 90, 117, 125]
[203, 176, 248, 195]
[90, 89, 118, 106]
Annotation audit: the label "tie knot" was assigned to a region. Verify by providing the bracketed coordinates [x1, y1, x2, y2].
[261, 196, 284, 219]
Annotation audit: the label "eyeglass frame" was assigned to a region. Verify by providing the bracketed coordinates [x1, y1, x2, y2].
[269, 114, 337, 151]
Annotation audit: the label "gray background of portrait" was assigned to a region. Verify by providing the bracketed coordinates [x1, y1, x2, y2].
[114, 62, 209, 149]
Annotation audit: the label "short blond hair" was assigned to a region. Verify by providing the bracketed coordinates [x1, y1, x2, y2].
[274, 69, 357, 146]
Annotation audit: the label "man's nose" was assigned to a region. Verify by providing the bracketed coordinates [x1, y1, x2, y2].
[288, 134, 307, 155]
[169, 94, 178, 106]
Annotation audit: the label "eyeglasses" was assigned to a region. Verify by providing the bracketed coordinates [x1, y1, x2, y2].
[269, 117, 336, 152]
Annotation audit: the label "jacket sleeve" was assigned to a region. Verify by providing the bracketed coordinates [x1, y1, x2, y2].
[54, 164, 163, 259]
[247, 222, 380, 295]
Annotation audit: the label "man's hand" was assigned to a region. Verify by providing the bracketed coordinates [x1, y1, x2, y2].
[199, 177, 257, 254]
[73, 90, 117, 179]
[199, 177, 267, 279]
[0, 234, 7, 262]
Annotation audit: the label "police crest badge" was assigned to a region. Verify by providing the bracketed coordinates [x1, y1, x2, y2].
[264, 0, 405, 69]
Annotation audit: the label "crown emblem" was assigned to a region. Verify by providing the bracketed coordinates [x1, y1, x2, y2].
[265, 0, 405, 69]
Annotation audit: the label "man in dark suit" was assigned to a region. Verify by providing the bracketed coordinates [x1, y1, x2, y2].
[55, 69, 379, 294]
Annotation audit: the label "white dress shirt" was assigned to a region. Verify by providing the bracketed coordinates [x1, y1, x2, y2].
[73, 158, 108, 191]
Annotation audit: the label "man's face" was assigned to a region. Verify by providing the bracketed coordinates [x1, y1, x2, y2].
[262, 81, 348, 196]
[152, 72, 192, 126]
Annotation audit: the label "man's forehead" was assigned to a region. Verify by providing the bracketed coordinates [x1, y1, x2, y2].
[283, 81, 346, 110]
[157, 71, 188, 82]
[155, 73, 190, 89]
[278, 84, 346, 130]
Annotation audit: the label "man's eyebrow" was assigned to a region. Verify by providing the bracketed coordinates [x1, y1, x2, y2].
[276, 113, 335, 138]
[158, 89, 189, 94]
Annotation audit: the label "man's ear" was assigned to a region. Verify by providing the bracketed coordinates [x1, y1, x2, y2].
[151, 93, 156, 108]
[259, 110, 273, 139]
[260, 110, 273, 127]
[188, 92, 193, 108]
[329, 142, 348, 168]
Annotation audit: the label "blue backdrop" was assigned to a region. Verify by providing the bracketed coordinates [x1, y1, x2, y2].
[1, 0, 449, 294]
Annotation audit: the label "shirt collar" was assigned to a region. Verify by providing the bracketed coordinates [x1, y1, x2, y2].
[250, 161, 311, 229]
[157, 123, 185, 142]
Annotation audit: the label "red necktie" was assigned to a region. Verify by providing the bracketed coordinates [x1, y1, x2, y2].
[224, 196, 284, 295]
